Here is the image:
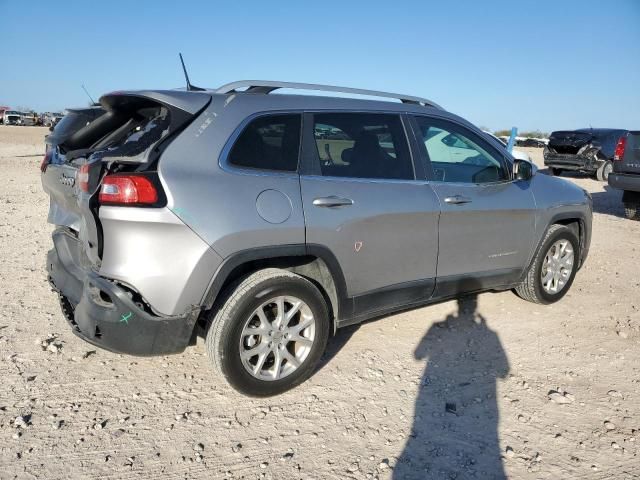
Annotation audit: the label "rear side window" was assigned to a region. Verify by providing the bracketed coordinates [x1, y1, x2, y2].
[228, 114, 301, 172]
[313, 113, 413, 180]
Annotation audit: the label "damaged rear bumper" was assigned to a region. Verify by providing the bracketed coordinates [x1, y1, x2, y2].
[46, 228, 198, 356]
[543, 153, 604, 172]
[608, 173, 640, 193]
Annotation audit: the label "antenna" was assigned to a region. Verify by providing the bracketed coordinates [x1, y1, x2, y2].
[179, 53, 205, 91]
[81, 84, 96, 105]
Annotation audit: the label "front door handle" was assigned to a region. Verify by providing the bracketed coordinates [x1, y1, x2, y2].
[312, 196, 354, 208]
[444, 195, 472, 205]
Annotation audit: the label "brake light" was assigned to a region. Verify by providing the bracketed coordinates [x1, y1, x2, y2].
[78, 164, 90, 192]
[99, 175, 158, 205]
[614, 136, 627, 161]
[40, 151, 51, 173]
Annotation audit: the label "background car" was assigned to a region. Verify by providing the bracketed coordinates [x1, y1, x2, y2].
[3, 110, 22, 125]
[608, 131, 640, 220]
[544, 128, 628, 181]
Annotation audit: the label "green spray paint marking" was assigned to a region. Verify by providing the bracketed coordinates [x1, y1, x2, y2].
[120, 312, 133, 324]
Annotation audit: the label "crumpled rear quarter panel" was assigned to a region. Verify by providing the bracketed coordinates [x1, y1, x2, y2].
[98, 206, 222, 316]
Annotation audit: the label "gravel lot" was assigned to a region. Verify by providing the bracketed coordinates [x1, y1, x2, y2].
[1, 125, 639, 479]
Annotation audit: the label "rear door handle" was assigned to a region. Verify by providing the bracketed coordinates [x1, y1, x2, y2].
[444, 195, 472, 205]
[312, 196, 354, 208]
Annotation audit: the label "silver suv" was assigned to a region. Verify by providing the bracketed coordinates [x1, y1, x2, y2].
[43, 81, 592, 396]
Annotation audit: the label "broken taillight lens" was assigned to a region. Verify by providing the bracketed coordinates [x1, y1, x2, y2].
[40, 151, 51, 173]
[99, 175, 159, 205]
[78, 164, 90, 192]
[614, 136, 627, 161]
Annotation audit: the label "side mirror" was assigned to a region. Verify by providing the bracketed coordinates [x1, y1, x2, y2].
[514, 159, 534, 181]
[49, 126, 54, 132]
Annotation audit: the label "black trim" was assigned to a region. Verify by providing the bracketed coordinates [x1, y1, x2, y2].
[522, 213, 590, 278]
[433, 269, 522, 299]
[401, 114, 427, 181]
[203, 246, 539, 333]
[353, 278, 435, 318]
[47, 229, 196, 356]
[201, 244, 351, 321]
[306, 244, 351, 320]
[300, 112, 321, 176]
[336, 271, 522, 329]
[202, 244, 304, 309]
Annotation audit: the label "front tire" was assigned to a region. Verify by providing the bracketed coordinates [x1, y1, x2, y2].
[515, 224, 580, 304]
[205, 268, 330, 396]
[550, 167, 563, 176]
[622, 191, 640, 220]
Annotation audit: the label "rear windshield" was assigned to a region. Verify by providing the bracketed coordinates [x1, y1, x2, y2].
[91, 106, 171, 164]
[54, 112, 92, 137]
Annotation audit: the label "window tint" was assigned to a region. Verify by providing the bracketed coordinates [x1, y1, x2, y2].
[414, 117, 509, 184]
[228, 114, 301, 171]
[313, 113, 413, 180]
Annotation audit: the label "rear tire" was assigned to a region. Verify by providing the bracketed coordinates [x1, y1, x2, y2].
[550, 167, 563, 176]
[622, 191, 640, 220]
[596, 161, 613, 182]
[515, 224, 580, 304]
[205, 268, 330, 396]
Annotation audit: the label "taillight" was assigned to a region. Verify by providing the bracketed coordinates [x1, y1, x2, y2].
[614, 136, 627, 161]
[99, 175, 159, 205]
[78, 164, 90, 192]
[40, 151, 51, 173]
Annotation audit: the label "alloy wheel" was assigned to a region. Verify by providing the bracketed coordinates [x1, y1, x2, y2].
[239, 296, 316, 381]
[541, 240, 574, 294]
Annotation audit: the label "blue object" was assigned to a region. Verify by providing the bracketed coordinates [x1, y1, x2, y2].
[506, 127, 518, 153]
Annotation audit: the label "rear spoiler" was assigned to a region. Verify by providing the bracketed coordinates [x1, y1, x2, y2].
[100, 90, 211, 115]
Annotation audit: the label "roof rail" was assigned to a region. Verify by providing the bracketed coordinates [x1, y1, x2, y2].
[215, 80, 442, 109]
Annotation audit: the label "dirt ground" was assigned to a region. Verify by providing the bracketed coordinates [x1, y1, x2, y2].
[1, 125, 639, 479]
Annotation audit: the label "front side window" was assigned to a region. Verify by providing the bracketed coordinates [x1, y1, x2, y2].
[414, 117, 509, 184]
[313, 113, 413, 180]
[228, 114, 301, 171]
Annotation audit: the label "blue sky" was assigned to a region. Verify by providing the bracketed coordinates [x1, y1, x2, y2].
[1, 0, 638, 132]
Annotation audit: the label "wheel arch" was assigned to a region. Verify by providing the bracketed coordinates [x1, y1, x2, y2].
[524, 212, 588, 282]
[200, 244, 349, 334]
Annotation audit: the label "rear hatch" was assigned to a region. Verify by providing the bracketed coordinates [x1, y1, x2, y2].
[547, 130, 593, 155]
[41, 90, 210, 268]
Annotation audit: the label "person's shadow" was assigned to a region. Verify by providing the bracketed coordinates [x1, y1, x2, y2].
[394, 293, 510, 479]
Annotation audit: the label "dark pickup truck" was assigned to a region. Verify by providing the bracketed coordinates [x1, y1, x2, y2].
[544, 128, 628, 182]
[608, 131, 640, 220]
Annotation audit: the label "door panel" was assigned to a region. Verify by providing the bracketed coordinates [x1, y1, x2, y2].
[430, 181, 536, 283]
[300, 112, 439, 315]
[301, 177, 440, 300]
[411, 115, 537, 293]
